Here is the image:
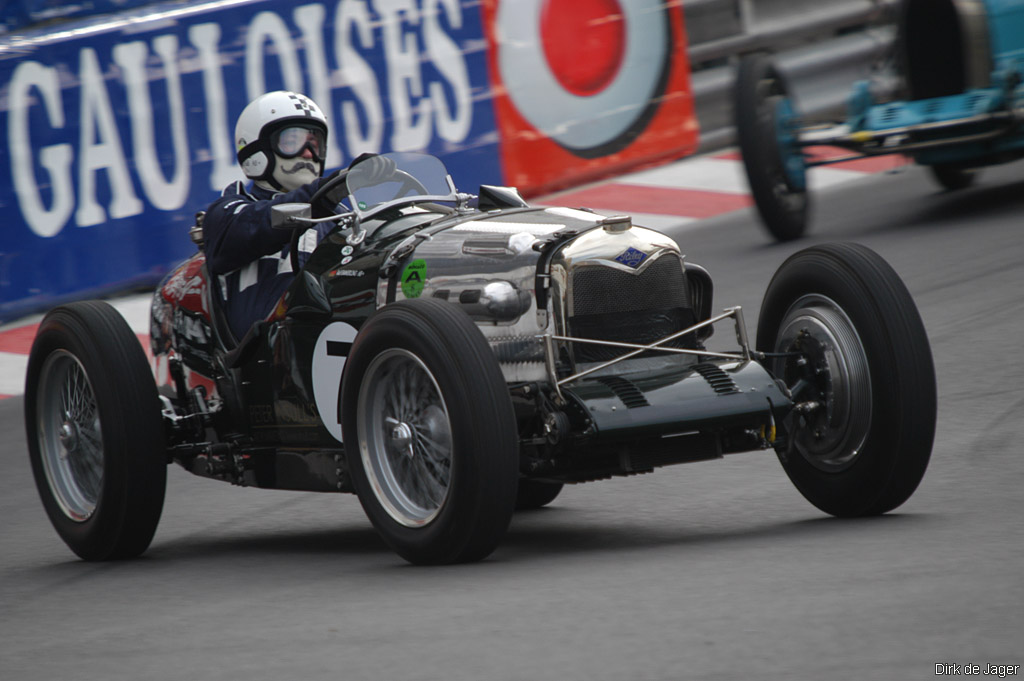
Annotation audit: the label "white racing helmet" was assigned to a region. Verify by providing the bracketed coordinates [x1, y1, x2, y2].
[235, 91, 329, 192]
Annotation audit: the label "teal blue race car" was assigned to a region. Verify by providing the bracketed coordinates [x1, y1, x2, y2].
[735, 0, 1024, 241]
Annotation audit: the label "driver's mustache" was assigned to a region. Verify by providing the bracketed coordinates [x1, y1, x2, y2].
[280, 161, 317, 175]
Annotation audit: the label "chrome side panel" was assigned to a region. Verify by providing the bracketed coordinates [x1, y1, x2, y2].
[385, 208, 596, 382]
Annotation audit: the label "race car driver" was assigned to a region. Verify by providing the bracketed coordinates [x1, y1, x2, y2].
[203, 90, 391, 340]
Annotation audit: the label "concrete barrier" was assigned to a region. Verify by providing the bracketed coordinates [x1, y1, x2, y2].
[685, 0, 898, 150]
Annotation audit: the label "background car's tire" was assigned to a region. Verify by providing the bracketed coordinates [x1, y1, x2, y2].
[515, 480, 563, 510]
[735, 53, 809, 242]
[756, 243, 936, 517]
[341, 298, 518, 565]
[929, 163, 977, 191]
[24, 301, 167, 560]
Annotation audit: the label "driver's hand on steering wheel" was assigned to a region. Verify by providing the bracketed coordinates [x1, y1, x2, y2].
[311, 167, 351, 219]
[350, 153, 396, 184]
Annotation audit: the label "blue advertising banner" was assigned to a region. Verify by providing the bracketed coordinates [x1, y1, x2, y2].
[0, 0, 502, 321]
[1, 0, 155, 33]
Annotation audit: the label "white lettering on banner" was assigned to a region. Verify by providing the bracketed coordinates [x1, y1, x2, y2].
[76, 47, 144, 227]
[189, 22, 243, 190]
[424, 0, 471, 142]
[6, 0, 473, 239]
[336, 0, 384, 153]
[379, 0, 432, 151]
[114, 36, 191, 211]
[295, 3, 345, 167]
[246, 11, 304, 102]
[9, 61, 75, 238]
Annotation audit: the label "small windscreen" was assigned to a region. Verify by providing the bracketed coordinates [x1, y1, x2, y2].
[347, 152, 457, 218]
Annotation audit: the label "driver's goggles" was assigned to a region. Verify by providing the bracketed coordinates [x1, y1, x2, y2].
[271, 125, 325, 159]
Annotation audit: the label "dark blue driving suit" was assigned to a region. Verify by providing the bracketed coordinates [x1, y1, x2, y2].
[203, 179, 334, 340]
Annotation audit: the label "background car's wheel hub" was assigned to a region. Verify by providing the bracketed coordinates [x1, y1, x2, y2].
[773, 295, 872, 472]
[757, 75, 807, 209]
[774, 97, 806, 191]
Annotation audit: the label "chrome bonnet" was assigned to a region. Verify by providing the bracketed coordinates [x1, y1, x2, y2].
[387, 208, 690, 381]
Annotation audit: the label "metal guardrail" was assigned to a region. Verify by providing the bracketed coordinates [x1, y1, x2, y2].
[683, 0, 900, 151]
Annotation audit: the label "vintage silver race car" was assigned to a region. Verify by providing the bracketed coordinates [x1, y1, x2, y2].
[24, 152, 937, 564]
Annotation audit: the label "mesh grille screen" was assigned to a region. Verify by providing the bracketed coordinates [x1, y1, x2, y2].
[569, 255, 697, 363]
[571, 256, 689, 316]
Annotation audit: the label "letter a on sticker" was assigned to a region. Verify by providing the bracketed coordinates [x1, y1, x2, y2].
[401, 259, 426, 298]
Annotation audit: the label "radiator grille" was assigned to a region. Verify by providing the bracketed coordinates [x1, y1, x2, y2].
[569, 255, 697, 363]
[572, 256, 690, 315]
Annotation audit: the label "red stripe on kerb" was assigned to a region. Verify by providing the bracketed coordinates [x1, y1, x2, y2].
[543, 184, 752, 219]
[0, 324, 40, 353]
[803, 146, 910, 173]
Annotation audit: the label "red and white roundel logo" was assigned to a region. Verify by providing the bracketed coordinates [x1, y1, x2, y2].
[497, 0, 669, 155]
[483, 0, 699, 194]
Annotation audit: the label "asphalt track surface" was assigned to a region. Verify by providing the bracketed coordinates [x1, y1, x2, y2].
[2, 161, 1022, 681]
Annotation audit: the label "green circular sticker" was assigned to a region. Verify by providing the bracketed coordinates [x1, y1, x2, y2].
[401, 259, 426, 298]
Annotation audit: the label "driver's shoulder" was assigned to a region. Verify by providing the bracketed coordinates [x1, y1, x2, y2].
[207, 181, 256, 212]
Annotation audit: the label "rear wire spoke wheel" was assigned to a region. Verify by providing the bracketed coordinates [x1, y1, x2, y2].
[37, 351, 105, 522]
[342, 298, 518, 565]
[757, 243, 936, 516]
[735, 53, 809, 241]
[24, 301, 167, 560]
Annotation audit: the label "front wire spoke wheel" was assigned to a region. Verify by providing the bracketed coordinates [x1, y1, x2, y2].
[341, 297, 518, 565]
[359, 349, 454, 527]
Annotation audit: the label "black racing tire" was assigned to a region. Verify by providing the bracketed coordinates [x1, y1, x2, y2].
[929, 164, 977, 191]
[756, 243, 936, 517]
[735, 53, 809, 242]
[340, 298, 518, 565]
[24, 301, 167, 560]
[515, 480, 564, 510]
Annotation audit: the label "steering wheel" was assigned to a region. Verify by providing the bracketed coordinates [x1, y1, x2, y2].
[310, 169, 350, 219]
[278, 170, 351, 274]
[391, 169, 429, 198]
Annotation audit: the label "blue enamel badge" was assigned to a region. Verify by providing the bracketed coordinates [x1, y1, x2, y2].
[614, 247, 648, 268]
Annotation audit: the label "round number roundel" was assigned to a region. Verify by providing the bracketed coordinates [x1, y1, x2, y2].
[496, 0, 671, 156]
[311, 321, 359, 443]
